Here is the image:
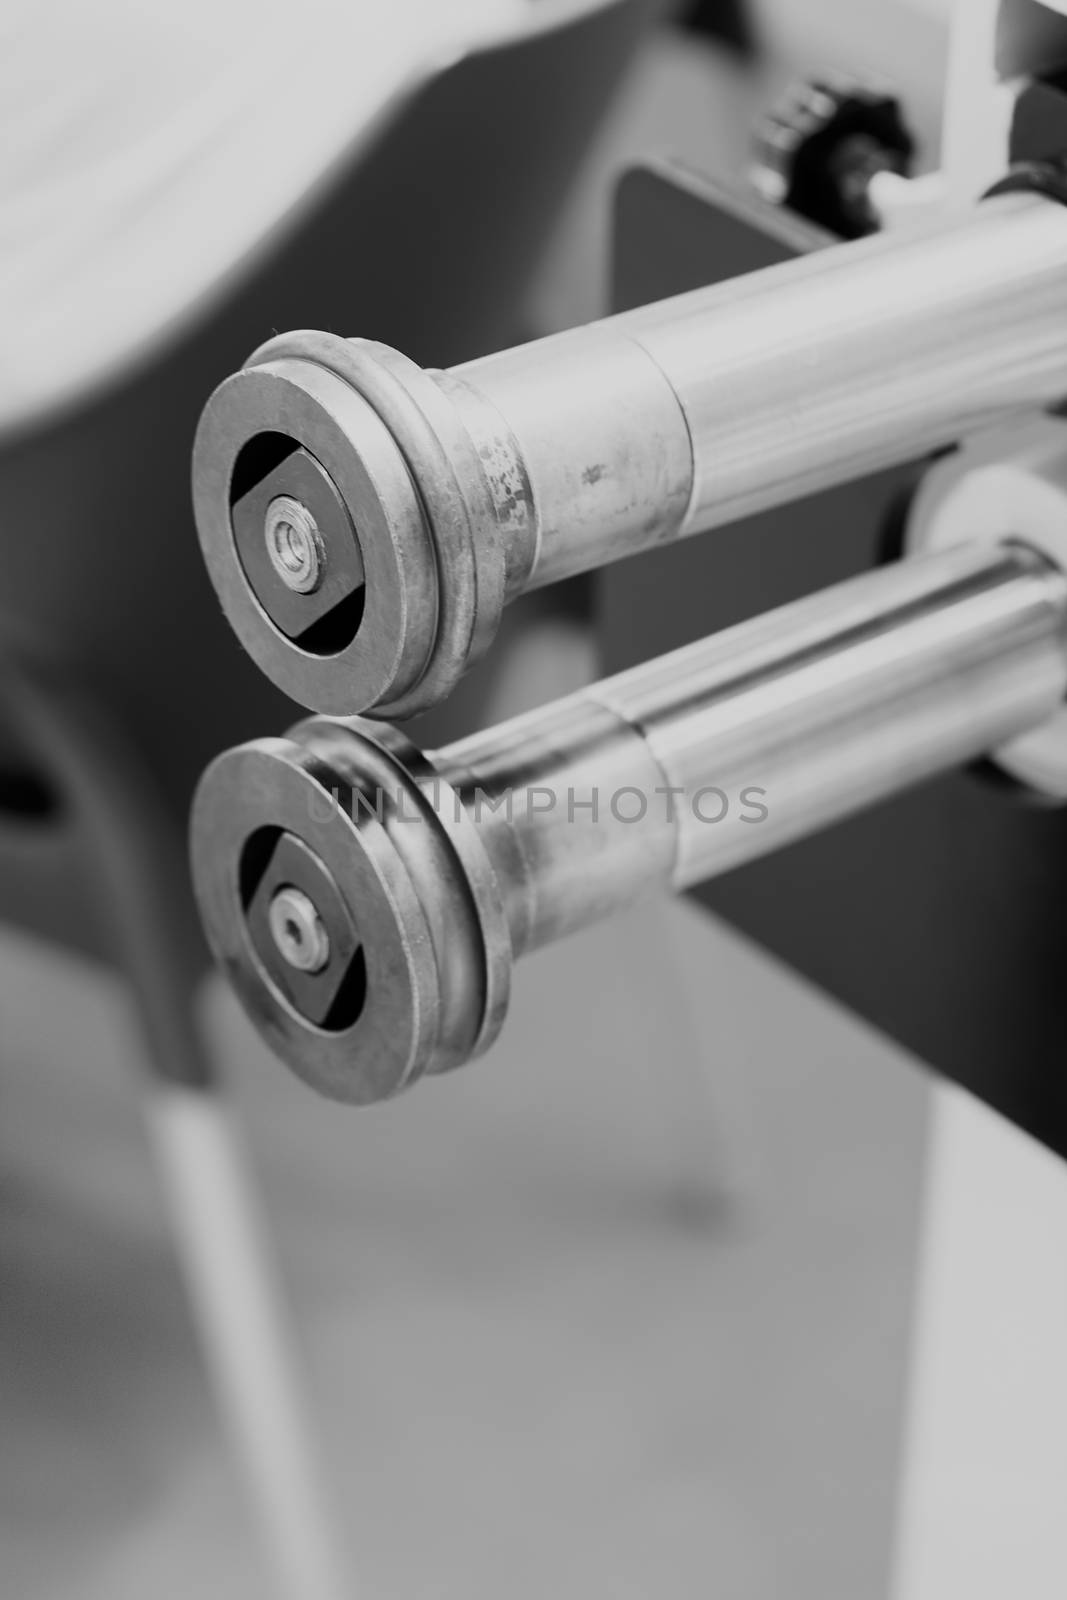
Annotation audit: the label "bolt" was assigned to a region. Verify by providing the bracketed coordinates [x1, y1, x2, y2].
[264, 495, 325, 594]
[268, 885, 331, 973]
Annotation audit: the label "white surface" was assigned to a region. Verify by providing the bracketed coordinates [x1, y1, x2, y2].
[747, 0, 949, 159]
[892, 1084, 1067, 1600]
[943, 0, 1067, 196]
[941, 0, 1015, 198]
[0, 899, 928, 1598]
[0, 0, 530, 433]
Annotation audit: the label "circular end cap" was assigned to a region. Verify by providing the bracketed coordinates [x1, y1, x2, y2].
[193, 332, 508, 720]
[190, 719, 512, 1104]
[754, 77, 915, 238]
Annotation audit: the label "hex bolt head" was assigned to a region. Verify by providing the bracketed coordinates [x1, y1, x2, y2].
[264, 495, 325, 594]
[268, 885, 331, 973]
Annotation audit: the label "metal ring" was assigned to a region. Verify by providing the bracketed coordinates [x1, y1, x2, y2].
[248, 331, 508, 719]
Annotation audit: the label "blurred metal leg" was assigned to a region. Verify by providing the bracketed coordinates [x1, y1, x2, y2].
[145, 1082, 352, 1600]
[0, 659, 353, 1600]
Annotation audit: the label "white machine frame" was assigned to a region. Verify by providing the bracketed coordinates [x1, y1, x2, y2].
[891, 6, 1067, 1597]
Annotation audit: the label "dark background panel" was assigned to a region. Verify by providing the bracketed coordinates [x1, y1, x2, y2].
[601, 161, 1067, 1155]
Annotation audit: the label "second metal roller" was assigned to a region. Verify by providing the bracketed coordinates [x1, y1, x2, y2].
[190, 537, 1067, 1105]
[194, 165, 1067, 718]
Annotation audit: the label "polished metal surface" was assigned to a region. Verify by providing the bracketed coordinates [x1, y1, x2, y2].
[193, 184, 1067, 717]
[191, 540, 1067, 1104]
[611, 188, 1067, 539]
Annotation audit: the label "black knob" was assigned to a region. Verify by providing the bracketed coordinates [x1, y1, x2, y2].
[754, 79, 916, 239]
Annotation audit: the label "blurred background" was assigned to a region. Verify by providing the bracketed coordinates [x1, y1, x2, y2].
[0, 2, 971, 1597]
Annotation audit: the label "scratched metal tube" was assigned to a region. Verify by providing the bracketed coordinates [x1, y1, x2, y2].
[193, 178, 1067, 718]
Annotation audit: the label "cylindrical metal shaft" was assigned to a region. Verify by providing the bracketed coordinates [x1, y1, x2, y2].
[435, 539, 1067, 950]
[193, 176, 1067, 719]
[464, 187, 1067, 585]
[191, 538, 1067, 1105]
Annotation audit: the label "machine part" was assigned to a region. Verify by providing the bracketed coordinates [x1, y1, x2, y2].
[242, 828, 364, 1031]
[263, 497, 325, 596]
[146, 1087, 352, 1600]
[194, 171, 1067, 718]
[752, 78, 916, 237]
[268, 886, 330, 971]
[906, 416, 1067, 798]
[191, 539, 1067, 1105]
[607, 153, 1067, 1156]
[229, 440, 366, 651]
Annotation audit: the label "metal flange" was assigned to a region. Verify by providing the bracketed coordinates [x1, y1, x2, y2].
[193, 334, 509, 719]
[190, 716, 512, 1103]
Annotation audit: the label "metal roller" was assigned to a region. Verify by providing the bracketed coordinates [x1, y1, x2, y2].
[192, 167, 1067, 719]
[190, 537, 1067, 1105]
